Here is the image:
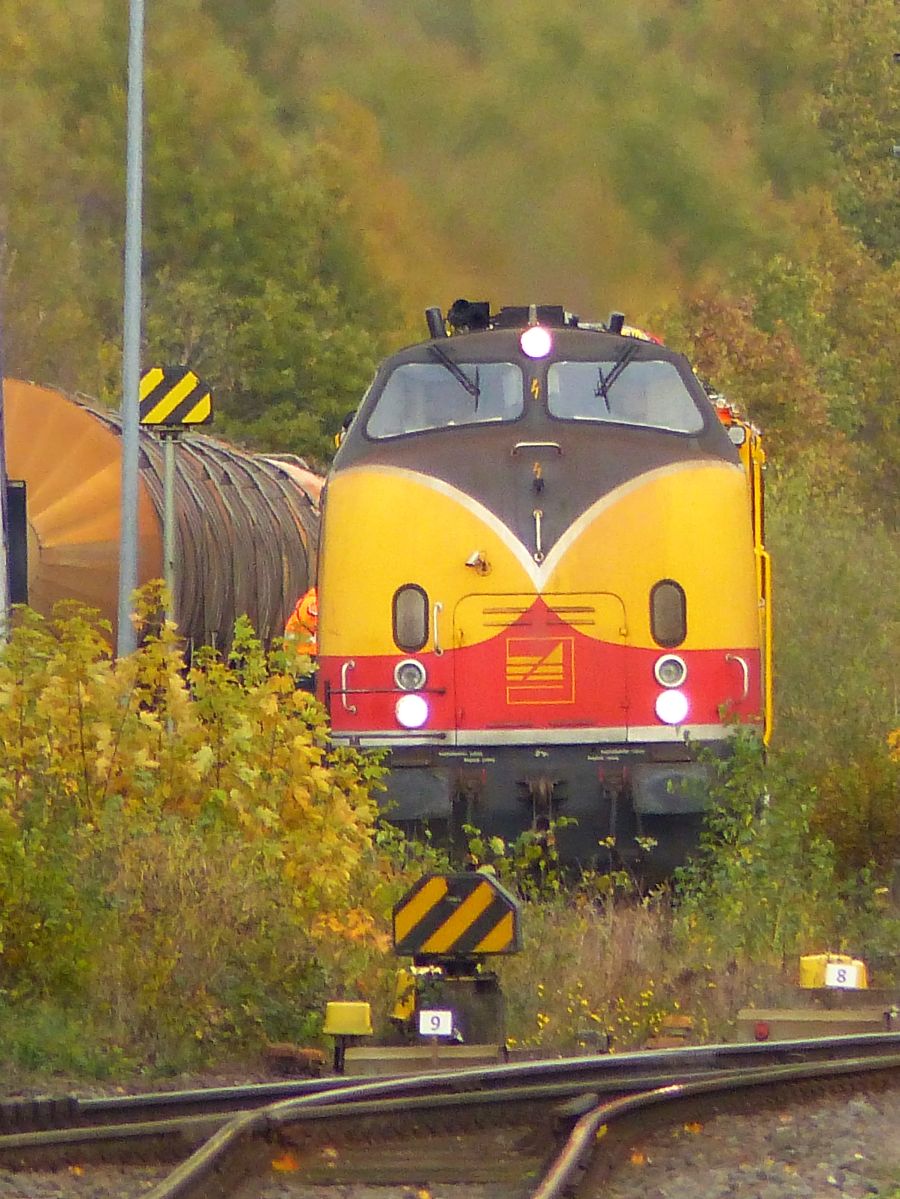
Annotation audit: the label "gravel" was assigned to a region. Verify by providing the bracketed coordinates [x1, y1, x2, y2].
[601, 1087, 900, 1199]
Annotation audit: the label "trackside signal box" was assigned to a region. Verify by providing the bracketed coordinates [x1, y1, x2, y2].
[391, 872, 520, 1046]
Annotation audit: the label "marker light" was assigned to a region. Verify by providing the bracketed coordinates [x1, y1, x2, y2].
[654, 654, 687, 688]
[655, 689, 689, 725]
[394, 659, 427, 691]
[395, 693, 429, 729]
[520, 326, 553, 358]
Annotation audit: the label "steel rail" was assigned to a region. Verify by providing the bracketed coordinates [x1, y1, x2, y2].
[2, 1037, 900, 1196]
[140, 1046, 900, 1199]
[532, 1051, 900, 1199]
[0, 1066, 763, 1158]
[3, 1031, 899, 1135]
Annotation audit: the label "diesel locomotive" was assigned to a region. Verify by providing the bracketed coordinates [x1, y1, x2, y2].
[317, 302, 771, 872]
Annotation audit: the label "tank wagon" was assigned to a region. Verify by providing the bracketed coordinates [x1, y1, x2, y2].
[317, 302, 772, 873]
[3, 379, 321, 650]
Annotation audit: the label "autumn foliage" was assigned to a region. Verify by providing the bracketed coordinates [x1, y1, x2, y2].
[0, 587, 415, 1069]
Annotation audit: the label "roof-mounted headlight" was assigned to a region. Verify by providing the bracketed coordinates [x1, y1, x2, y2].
[520, 326, 553, 358]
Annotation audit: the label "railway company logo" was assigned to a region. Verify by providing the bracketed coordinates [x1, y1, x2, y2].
[505, 637, 575, 704]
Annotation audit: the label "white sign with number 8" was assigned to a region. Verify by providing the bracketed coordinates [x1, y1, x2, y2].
[418, 1009, 454, 1037]
[824, 962, 862, 989]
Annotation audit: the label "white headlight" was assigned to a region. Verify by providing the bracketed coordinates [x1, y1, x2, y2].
[394, 659, 427, 691]
[654, 654, 687, 688]
[519, 326, 553, 358]
[395, 693, 429, 729]
[655, 689, 689, 725]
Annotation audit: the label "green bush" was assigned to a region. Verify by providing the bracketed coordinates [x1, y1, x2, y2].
[0, 587, 416, 1070]
[674, 732, 899, 977]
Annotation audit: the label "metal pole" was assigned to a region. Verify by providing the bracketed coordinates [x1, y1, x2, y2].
[163, 432, 176, 625]
[116, 0, 145, 657]
[0, 311, 10, 643]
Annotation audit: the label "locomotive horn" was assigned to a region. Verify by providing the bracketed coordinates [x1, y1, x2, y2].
[425, 307, 447, 338]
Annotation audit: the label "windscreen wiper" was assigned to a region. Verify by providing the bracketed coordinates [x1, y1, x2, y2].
[595, 342, 638, 401]
[428, 344, 481, 402]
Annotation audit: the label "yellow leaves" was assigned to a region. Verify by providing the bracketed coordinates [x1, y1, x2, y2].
[312, 906, 385, 947]
[138, 709, 162, 733]
[191, 744, 215, 778]
[92, 755, 112, 781]
[131, 747, 159, 772]
[0, 588, 404, 1031]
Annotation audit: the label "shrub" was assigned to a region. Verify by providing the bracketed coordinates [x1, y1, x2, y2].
[0, 587, 413, 1069]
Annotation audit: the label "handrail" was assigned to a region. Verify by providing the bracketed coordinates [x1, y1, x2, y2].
[511, 441, 561, 455]
[340, 660, 357, 713]
[725, 653, 750, 702]
[433, 602, 444, 656]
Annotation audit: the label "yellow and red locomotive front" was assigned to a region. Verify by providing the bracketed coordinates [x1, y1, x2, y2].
[318, 304, 770, 870]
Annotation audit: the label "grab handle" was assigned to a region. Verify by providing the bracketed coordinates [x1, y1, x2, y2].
[433, 602, 444, 656]
[340, 660, 357, 713]
[511, 441, 561, 456]
[533, 509, 544, 563]
[725, 653, 749, 702]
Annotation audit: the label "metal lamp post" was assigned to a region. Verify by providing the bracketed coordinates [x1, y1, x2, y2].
[116, 0, 145, 657]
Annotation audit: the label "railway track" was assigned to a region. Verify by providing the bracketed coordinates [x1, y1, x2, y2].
[0, 1033, 897, 1198]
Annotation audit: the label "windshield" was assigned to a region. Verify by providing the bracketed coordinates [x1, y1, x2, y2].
[547, 360, 704, 433]
[367, 361, 524, 438]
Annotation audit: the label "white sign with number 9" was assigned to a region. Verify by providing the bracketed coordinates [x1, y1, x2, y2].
[418, 1009, 454, 1037]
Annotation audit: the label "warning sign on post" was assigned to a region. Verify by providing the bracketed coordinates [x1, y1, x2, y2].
[392, 873, 520, 959]
[140, 367, 213, 427]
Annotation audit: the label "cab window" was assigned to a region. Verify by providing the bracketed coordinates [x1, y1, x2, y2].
[367, 362, 523, 439]
[547, 360, 704, 433]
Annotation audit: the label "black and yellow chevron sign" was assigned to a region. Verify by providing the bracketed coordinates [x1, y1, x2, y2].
[393, 873, 520, 958]
[139, 366, 213, 427]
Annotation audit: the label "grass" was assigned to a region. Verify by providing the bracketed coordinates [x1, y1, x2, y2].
[496, 890, 801, 1053]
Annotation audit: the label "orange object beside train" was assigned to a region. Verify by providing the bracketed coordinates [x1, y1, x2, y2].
[285, 586, 318, 656]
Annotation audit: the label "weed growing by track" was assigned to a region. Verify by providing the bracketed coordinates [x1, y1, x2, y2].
[480, 733, 899, 1053]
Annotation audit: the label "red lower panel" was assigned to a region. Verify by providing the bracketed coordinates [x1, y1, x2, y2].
[321, 636, 760, 738]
